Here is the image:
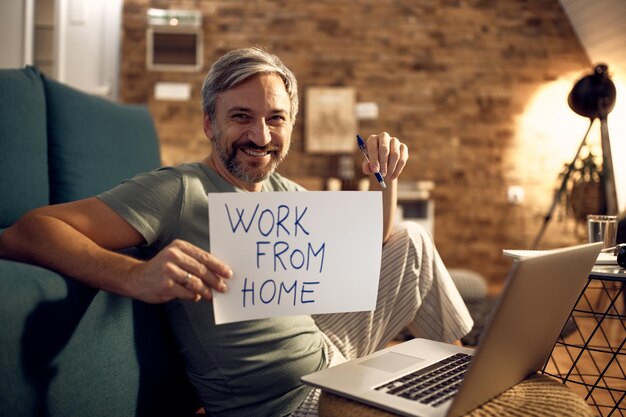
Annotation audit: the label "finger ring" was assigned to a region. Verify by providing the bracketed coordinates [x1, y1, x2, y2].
[182, 272, 191, 287]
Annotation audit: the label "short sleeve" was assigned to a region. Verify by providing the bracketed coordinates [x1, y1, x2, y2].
[97, 167, 183, 247]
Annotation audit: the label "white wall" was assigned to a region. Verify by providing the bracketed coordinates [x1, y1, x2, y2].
[57, 0, 123, 99]
[0, 1, 26, 68]
[0, 0, 123, 100]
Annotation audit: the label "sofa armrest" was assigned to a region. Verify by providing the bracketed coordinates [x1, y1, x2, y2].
[0, 259, 199, 417]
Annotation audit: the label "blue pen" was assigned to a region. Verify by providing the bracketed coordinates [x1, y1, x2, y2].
[357, 134, 386, 189]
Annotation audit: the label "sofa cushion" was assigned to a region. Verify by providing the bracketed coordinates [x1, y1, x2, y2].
[43, 77, 161, 204]
[0, 66, 49, 227]
[0, 258, 199, 417]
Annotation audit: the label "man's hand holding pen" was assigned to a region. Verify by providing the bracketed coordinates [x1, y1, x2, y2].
[357, 132, 409, 188]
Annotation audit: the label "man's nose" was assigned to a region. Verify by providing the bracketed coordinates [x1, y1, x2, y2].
[247, 119, 272, 146]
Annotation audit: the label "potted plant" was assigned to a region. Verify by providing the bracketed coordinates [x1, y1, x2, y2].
[558, 149, 605, 222]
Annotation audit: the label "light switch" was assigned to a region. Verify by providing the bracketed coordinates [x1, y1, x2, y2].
[507, 186, 525, 205]
[356, 102, 379, 120]
[154, 82, 192, 101]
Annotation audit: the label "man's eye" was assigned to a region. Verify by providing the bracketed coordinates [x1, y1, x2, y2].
[232, 114, 250, 121]
[269, 115, 286, 124]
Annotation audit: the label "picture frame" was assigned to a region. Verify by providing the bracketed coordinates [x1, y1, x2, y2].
[305, 87, 357, 154]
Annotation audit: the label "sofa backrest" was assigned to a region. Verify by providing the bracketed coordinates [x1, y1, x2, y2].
[0, 66, 50, 228]
[0, 66, 161, 225]
[43, 77, 161, 204]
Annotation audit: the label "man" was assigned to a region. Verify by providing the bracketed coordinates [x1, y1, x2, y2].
[0, 48, 472, 416]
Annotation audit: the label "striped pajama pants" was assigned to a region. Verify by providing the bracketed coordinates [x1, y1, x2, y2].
[290, 221, 474, 416]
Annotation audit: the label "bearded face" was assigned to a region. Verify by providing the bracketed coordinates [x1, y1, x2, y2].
[204, 73, 293, 190]
[211, 124, 289, 183]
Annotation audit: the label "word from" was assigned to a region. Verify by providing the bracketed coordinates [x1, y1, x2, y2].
[256, 241, 325, 273]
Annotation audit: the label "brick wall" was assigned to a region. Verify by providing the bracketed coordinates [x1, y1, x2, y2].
[120, 0, 592, 284]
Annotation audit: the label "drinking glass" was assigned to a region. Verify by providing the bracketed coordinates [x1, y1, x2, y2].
[587, 214, 618, 248]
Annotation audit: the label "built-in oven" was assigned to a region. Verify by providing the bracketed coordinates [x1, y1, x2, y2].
[146, 8, 203, 72]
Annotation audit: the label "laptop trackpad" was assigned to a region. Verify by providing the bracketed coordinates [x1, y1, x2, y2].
[359, 352, 425, 373]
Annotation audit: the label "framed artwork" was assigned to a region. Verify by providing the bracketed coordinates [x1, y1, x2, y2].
[305, 87, 357, 153]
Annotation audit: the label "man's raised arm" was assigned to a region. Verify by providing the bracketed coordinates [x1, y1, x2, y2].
[359, 132, 409, 243]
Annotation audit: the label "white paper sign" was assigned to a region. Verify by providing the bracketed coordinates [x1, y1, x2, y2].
[208, 191, 382, 324]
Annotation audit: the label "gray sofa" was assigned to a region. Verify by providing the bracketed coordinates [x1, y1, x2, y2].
[0, 66, 199, 417]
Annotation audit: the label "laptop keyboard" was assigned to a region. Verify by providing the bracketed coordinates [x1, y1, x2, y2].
[374, 352, 472, 407]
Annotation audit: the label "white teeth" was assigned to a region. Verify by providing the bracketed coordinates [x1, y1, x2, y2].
[242, 148, 269, 157]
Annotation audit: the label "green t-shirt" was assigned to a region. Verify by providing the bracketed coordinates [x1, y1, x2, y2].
[98, 163, 326, 416]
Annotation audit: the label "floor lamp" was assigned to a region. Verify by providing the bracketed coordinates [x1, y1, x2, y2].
[532, 64, 618, 249]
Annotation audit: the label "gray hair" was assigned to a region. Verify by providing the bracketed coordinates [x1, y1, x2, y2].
[201, 47, 299, 124]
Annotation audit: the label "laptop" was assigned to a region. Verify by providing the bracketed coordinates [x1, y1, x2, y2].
[301, 242, 602, 417]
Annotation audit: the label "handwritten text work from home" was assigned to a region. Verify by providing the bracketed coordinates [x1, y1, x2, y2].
[209, 191, 382, 324]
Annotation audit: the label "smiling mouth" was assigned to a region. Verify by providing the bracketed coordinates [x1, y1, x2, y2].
[238, 143, 280, 158]
[241, 147, 272, 157]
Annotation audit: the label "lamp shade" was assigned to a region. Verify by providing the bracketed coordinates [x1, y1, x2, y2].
[568, 64, 616, 119]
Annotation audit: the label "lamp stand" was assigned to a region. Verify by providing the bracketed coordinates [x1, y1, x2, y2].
[532, 64, 618, 249]
[599, 115, 618, 215]
[532, 119, 595, 249]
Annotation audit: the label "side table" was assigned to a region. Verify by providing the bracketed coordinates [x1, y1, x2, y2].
[543, 265, 625, 416]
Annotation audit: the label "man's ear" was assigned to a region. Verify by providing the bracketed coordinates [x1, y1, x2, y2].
[203, 113, 214, 140]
